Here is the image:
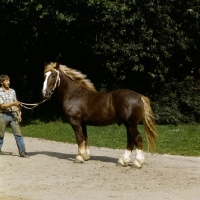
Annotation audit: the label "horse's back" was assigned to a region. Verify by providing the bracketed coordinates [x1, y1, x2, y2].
[112, 89, 141, 102]
[85, 89, 142, 111]
[111, 89, 142, 108]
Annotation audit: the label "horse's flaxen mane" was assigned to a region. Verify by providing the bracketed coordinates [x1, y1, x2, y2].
[44, 62, 96, 91]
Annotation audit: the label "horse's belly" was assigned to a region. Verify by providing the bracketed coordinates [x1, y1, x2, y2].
[84, 115, 119, 126]
[86, 119, 119, 126]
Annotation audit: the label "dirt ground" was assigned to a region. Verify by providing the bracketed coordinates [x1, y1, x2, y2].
[0, 132, 200, 200]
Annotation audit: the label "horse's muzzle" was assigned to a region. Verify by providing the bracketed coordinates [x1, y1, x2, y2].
[42, 91, 50, 99]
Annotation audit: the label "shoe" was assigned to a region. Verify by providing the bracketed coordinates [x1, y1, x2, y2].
[20, 153, 29, 158]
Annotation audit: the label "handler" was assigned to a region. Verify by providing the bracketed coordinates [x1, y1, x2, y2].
[0, 74, 28, 157]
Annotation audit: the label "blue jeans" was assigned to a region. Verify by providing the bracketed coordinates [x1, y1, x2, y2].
[0, 112, 26, 155]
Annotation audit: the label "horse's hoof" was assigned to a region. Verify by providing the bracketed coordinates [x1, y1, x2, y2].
[122, 158, 131, 166]
[116, 158, 126, 167]
[120, 149, 131, 166]
[74, 155, 84, 163]
[83, 155, 91, 161]
[82, 149, 91, 161]
[139, 159, 144, 166]
[132, 159, 142, 168]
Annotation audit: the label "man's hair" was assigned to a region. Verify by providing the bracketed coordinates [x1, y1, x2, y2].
[0, 75, 10, 83]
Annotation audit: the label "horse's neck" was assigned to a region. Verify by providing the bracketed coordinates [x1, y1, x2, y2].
[57, 75, 82, 101]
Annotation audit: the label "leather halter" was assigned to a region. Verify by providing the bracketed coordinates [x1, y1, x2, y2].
[50, 69, 60, 93]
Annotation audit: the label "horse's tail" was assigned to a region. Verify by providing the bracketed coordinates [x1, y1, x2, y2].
[141, 95, 158, 152]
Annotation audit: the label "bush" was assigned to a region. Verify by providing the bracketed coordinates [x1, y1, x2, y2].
[152, 80, 200, 125]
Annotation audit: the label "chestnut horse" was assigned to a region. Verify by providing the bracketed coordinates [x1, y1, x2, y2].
[42, 62, 158, 168]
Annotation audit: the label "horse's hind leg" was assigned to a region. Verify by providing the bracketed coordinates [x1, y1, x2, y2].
[118, 126, 134, 166]
[117, 127, 133, 166]
[117, 125, 144, 168]
[132, 133, 145, 168]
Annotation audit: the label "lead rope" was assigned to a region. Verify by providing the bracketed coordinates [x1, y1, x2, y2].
[20, 98, 49, 109]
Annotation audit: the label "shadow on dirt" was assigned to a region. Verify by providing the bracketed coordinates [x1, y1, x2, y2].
[27, 151, 118, 163]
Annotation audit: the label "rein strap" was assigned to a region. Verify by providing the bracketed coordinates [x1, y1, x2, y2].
[20, 99, 49, 109]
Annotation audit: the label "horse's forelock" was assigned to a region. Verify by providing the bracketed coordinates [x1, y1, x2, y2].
[44, 63, 57, 73]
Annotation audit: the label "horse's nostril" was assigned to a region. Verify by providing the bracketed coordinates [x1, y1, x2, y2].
[42, 91, 49, 98]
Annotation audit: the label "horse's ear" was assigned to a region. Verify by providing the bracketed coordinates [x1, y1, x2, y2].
[55, 62, 60, 69]
[44, 62, 48, 68]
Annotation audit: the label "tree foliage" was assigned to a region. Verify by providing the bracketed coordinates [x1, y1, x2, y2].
[0, 0, 200, 123]
[152, 81, 200, 124]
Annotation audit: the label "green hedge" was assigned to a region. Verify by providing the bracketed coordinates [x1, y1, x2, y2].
[152, 80, 200, 125]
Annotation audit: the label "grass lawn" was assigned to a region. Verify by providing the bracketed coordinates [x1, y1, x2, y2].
[7, 120, 200, 156]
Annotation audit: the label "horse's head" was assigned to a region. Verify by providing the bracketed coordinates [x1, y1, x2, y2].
[42, 62, 60, 99]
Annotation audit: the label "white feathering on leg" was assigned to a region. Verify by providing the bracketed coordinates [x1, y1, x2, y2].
[133, 149, 144, 168]
[122, 149, 132, 166]
[83, 147, 91, 161]
[117, 149, 132, 166]
[74, 155, 84, 163]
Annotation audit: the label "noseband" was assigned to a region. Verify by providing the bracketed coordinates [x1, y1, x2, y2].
[47, 69, 60, 97]
[51, 69, 60, 92]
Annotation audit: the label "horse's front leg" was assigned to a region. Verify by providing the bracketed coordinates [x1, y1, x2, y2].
[82, 124, 91, 161]
[71, 120, 88, 163]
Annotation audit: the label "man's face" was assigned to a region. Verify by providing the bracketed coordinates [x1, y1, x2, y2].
[1, 79, 10, 88]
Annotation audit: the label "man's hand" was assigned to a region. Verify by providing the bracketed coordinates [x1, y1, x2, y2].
[17, 116, 22, 122]
[12, 101, 21, 107]
[0, 101, 21, 109]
